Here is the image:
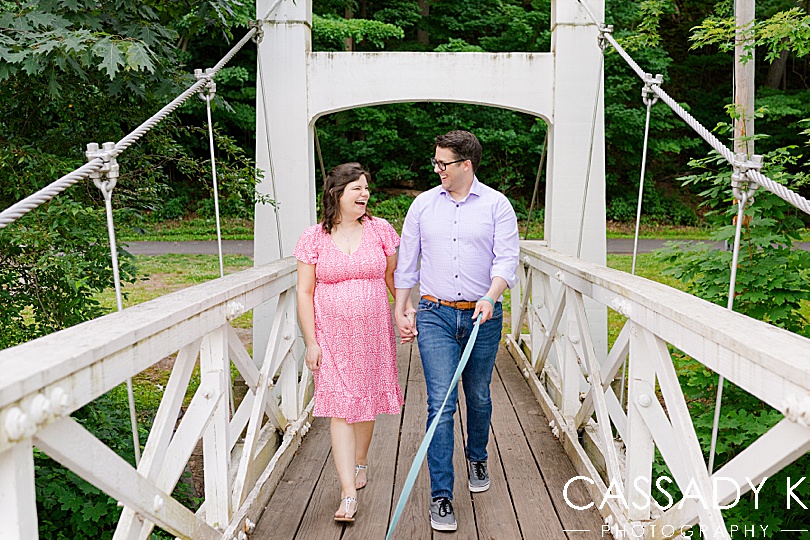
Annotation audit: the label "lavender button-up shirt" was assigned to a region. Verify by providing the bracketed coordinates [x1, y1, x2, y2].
[394, 177, 520, 302]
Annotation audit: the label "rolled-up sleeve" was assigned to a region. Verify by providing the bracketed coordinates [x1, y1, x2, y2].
[394, 200, 421, 289]
[490, 196, 520, 289]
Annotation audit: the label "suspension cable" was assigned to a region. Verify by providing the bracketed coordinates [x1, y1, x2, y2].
[576, 42, 605, 259]
[196, 69, 225, 278]
[257, 56, 285, 258]
[708, 190, 750, 474]
[524, 130, 548, 240]
[0, 0, 288, 229]
[86, 142, 141, 465]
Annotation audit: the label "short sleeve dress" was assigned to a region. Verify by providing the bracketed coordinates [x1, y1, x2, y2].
[293, 217, 404, 423]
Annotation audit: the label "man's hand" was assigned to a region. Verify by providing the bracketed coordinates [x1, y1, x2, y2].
[396, 309, 418, 343]
[305, 343, 322, 371]
[472, 299, 494, 324]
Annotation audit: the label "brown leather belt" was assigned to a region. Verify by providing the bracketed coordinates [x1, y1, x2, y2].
[421, 295, 478, 310]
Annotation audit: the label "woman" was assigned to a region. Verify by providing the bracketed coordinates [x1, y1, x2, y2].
[294, 163, 408, 522]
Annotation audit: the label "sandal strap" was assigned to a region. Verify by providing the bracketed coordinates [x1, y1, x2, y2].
[355, 464, 368, 473]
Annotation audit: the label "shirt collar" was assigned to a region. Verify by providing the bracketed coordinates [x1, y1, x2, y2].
[440, 175, 482, 202]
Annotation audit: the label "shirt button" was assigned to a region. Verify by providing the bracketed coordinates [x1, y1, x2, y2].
[453, 239, 456, 241]
[455, 275, 458, 278]
[458, 293, 462, 296]
[456, 204, 459, 207]
[454, 221, 457, 224]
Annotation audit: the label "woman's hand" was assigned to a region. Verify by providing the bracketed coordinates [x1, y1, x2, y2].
[305, 343, 322, 371]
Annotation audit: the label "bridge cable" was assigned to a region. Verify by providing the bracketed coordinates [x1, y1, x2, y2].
[575, 46, 605, 259]
[618, 74, 661, 408]
[577, 0, 810, 483]
[85, 142, 142, 465]
[575, 0, 810, 218]
[196, 69, 225, 279]
[523, 130, 548, 240]
[256, 55, 285, 258]
[0, 0, 289, 229]
[314, 125, 328, 183]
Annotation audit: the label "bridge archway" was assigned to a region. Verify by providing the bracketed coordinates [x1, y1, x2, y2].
[253, 0, 607, 355]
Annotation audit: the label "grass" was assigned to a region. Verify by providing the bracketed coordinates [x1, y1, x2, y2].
[115, 213, 734, 243]
[117, 217, 253, 241]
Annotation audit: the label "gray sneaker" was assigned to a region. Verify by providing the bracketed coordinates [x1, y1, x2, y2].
[468, 460, 490, 492]
[429, 497, 457, 531]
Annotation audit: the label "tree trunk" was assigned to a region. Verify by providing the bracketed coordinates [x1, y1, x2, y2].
[344, 6, 354, 51]
[417, 0, 429, 45]
[765, 47, 789, 89]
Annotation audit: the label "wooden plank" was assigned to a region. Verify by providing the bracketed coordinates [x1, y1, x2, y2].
[458, 373, 522, 539]
[35, 418, 219, 540]
[488, 358, 567, 539]
[252, 416, 332, 540]
[496, 350, 605, 539]
[451, 399, 477, 540]
[344, 339, 411, 540]
[0, 439, 37, 540]
[389, 344, 432, 540]
[292, 439, 343, 540]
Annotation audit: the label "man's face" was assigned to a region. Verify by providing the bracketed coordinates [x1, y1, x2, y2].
[433, 146, 470, 194]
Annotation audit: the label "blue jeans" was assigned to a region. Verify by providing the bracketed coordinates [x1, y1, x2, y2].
[416, 298, 503, 500]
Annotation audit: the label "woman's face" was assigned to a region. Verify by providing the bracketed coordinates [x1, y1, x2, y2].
[338, 175, 369, 222]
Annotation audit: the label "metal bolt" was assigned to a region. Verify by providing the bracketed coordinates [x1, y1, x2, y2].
[637, 394, 652, 408]
[30, 394, 52, 425]
[5, 407, 30, 441]
[570, 335, 580, 344]
[153, 495, 164, 512]
[49, 387, 70, 415]
[283, 332, 292, 340]
[202, 386, 213, 399]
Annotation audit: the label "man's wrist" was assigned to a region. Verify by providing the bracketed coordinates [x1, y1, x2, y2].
[480, 296, 496, 309]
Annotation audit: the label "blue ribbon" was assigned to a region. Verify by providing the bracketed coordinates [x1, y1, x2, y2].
[385, 314, 483, 540]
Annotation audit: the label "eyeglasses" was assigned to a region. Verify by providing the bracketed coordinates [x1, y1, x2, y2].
[430, 157, 467, 171]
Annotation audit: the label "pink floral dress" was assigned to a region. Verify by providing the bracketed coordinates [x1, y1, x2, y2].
[293, 217, 404, 423]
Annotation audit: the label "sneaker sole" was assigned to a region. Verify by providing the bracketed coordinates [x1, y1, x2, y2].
[469, 481, 490, 493]
[430, 517, 458, 532]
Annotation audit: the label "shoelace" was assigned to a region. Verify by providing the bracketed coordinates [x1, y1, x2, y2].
[437, 498, 453, 517]
[472, 461, 487, 480]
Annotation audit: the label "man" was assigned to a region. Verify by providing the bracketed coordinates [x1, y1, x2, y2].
[394, 130, 520, 532]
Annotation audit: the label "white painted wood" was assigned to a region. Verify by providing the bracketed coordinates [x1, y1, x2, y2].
[653, 418, 810, 534]
[35, 418, 219, 540]
[220, 402, 314, 540]
[520, 246, 810, 407]
[511, 265, 532, 341]
[623, 323, 657, 520]
[308, 52, 553, 121]
[575, 321, 629, 427]
[0, 439, 38, 540]
[279, 350, 299, 421]
[115, 339, 200, 540]
[0, 259, 296, 452]
[200, 326, 232, 528]
[232, 320, 288, 508]
[570, 289, 623, 487]
[641, 329, 729, 539]
[561, 308, 584, 419]
[534, 276, 566, 374]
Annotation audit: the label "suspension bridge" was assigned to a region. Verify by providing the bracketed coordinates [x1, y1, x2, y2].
[1, 1, 809, 539]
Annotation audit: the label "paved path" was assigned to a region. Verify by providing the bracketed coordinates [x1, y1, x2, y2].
[123, 238, 810, 256]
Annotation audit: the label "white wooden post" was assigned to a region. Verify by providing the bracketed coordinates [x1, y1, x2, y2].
[200, 326, 231, 528]
[0, 440, 38, 540]
[253, 0, 316, 361]
[624, 322, 657, 521]
[547, 0, 607, 358]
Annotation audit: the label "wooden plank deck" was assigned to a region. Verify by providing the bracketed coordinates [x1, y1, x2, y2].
[254, 340, 604, 539]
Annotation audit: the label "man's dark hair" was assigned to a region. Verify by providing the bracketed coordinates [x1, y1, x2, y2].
[434, 130, 482, 172]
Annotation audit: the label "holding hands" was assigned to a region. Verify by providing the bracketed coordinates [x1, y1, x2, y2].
[396, 308, 417, 344]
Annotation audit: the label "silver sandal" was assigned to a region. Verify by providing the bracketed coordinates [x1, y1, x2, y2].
[355, 464, 368, 490]
[334, 496, 358, 522]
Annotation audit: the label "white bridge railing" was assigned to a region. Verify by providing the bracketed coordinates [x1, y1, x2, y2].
[506, 241, 810, 540]
[0, 257, 311, 540]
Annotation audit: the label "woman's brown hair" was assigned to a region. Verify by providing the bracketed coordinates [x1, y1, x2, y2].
[321, 162, 372, 234]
